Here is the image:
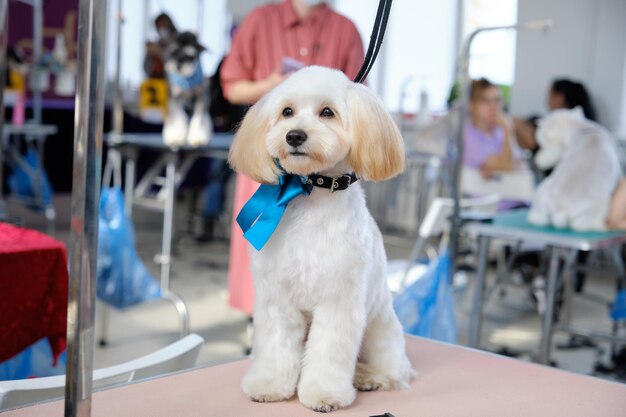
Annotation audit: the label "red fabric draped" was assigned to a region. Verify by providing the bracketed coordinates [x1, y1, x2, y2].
[0, 223, 68, 365]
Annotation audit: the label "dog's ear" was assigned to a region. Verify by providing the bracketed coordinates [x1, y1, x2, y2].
[346, 82, 405, 181]
[228, 96, 281, 184]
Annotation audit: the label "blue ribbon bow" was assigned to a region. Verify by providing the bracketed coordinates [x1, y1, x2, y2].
[236, 174, 312, 251]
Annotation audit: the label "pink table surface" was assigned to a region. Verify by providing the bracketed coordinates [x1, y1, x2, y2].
[3, 336, 626, 417]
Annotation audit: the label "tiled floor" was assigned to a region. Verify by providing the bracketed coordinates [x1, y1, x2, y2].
[5, 193, 626, 385]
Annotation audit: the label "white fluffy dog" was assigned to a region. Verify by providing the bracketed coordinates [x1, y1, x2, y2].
[228, 66, 415, 412]
[528, 107, 622, 230]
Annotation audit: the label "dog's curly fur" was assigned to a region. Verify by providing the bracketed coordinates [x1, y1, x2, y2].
[529, 107, 621, 230]
[228, 66, 416, 412]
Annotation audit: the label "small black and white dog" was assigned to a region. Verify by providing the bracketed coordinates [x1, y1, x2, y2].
[163, 31, 212, 147]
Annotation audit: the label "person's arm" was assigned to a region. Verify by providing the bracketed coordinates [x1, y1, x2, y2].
[220, 8, 288, 105]
[513, 117, 538, 150]
[481, 114, 515, 176]
[225, 70, 285, 105]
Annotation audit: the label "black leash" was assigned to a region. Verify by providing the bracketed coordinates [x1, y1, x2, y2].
[353, 0, 393, 84]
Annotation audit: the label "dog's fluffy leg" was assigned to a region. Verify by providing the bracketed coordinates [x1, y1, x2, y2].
[163, 98, 188, 147]
[528, 190, 550, 227]
[297, 303, 365, 413]
[355, 300, 417, 391]
[242, 298, 306, 403]
[187, 93, 212, 147]
[572, 201, 610, 231]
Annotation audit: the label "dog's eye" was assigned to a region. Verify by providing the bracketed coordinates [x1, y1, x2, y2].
[320, 107, 335, 118]
[282, 107, 294, 117]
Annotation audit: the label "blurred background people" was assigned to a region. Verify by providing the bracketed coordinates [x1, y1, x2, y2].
[514, 78, 597, 153]
[143, 13, 178, 79]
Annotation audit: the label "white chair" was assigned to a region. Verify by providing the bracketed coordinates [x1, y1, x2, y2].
[0, 333, 204, 411]
[388, 194, 501, 293]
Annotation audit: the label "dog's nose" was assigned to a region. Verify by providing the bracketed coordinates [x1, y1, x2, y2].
[286, 129, 307, 147]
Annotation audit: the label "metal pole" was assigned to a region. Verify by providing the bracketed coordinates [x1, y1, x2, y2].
[197, 0, 204, 36]
[65, 0, 108, 415]
[0, 0, 8, 220]
[539, 246, 560, 365]
[447, 29, 474, 274]
[448, 20, 553, 276]
[160, 153, 176, 290]
[32, 0, 42, 124]
[113, 0, 123, 134]
[468, 234, 490, 347]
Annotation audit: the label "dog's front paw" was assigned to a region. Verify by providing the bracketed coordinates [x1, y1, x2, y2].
[353, 361, 416, 392]
[163, 112, 188, 148]
[187, 114, 212, 147]
[528, 208, 549, 226]
[353, 362, 389, 391]
[298, 377, 356, 413]
[242, 367, 296, 403]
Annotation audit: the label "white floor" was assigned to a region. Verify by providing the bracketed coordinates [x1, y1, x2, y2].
[5, 194, 625, 384]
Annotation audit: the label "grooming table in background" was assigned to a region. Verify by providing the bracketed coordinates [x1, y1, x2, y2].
[3, 335, 626, 416]
[465, 209, 626, 364]
[100, 133, 233, 342]
[105, 132, 233, 290]
[1, 124, 58, 230]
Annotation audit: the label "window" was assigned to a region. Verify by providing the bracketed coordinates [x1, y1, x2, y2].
[462, 0, 518, 86]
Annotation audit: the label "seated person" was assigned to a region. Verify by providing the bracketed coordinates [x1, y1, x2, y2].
[462, 78, 528, 210]
[514, 78, 597, 154]
[464, 78, 521, 178]
[513, 79, 600, 299]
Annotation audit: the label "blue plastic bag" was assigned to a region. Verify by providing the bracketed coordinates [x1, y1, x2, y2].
[393, 250, 457, 343]
[0, 338, 66, 381]
[7, 149, 53, 209]
[97, 187, 161, 308]
[610, 289, 626, 321]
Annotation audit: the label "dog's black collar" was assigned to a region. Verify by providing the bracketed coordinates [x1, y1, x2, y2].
[305, 173, 359, 192]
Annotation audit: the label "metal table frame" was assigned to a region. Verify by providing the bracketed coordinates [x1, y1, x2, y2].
[1, 123, 58, 230]
[98, 132, 232, 342]
[465, 212, 626, 365]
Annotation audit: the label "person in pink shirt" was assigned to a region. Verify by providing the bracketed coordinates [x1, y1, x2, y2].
[221, 0, 365, 317]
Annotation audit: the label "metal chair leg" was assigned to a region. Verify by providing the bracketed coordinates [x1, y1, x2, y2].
[162, 290, 190, 338]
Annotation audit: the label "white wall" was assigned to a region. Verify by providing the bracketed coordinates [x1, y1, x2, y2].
[335, 0, 458, 112]
[511, 0, 626, 137]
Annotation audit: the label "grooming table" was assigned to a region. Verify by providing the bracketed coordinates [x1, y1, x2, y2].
[3, 336, 626, 416]
[465, 209, 626, 364]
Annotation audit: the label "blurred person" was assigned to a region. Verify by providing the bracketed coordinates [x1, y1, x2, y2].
[143, 13, 178, 78]
[513, 79, 599, 305]
[221, 0, 365, 316]
[608, 179, 626, 230]
[514, 78, 597, 152]
[464, 78, 522, 179]
[195, 59, 247, 242]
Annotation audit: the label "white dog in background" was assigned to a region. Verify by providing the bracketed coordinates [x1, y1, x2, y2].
[228, 66, 415, 412]
[528, 107, 622, 230]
